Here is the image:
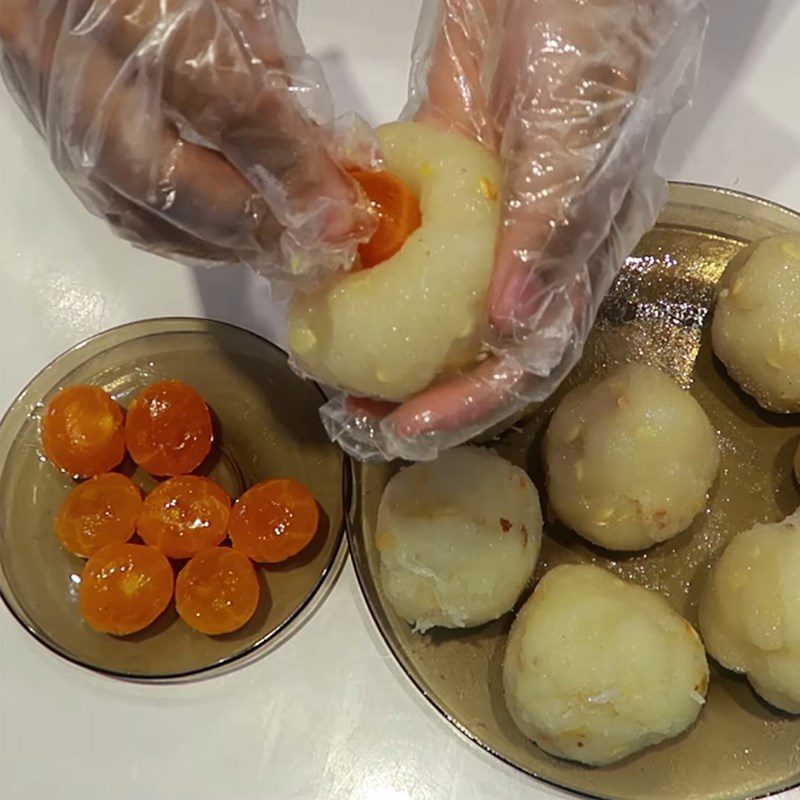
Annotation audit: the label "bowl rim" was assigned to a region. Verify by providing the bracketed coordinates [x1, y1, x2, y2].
[0, 316, 350, 683]
[344, 184, 800, 800]
[668, 180, 799, 219]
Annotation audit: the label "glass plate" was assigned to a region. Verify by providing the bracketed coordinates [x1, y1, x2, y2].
[348, 184, 800, 800]
[0, 318, 348, 681]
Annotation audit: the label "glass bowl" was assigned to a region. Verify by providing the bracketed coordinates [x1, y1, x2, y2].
[348, 184, 800, 800]
[0, 318, 348, 681]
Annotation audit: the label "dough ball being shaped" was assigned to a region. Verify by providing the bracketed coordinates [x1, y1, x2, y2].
[699, 511, 800, 713]
[711, 234, 800, 413]
[545, 363, 720, 551]
[503, 564, 709, 766]
[288, 122, 501, 401]
[377, 447, 542, 632]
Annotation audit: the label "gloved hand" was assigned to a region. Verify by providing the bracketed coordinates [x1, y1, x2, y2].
[323, 0, 707, 461]
[0, 0, 374, 282]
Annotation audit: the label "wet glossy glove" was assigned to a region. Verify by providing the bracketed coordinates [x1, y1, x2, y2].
[323, 0, 707, 461]
[0, 0, 374, 282]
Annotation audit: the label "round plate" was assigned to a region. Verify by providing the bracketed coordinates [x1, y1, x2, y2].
[348, 184, 800, 800]
[0, 318, 347, 681]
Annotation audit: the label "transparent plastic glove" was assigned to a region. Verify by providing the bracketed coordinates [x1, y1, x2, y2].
[0, 0, 375, 281]
[322, 0, 707, 461]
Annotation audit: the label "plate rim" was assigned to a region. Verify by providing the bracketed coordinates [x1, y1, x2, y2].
[0, 316, 350, 683]
[668, 181, 799, 220]
[344, 184, 800, 800]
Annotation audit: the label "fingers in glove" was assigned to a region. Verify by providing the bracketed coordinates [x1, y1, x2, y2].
[341, 354, 524, 440]
[81, 0, 369, 244]
[486, 0, 646, 330]
[410, 0, 499, 147]
[59, 47, 282, 252]
[384, 183, 638, 440]
[88, 177, 239, 263]
[1, 0, 284, 254]
[0, 0, 66, 130]
[1, 0, 246, 262]
[387, 354, 527, 438]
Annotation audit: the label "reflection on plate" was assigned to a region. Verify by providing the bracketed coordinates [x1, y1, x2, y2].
[0, 318, 347, 681]
[348, 184, 800, 800]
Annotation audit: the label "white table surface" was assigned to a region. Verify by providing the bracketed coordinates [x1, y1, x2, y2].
[1, 1, 799, 799]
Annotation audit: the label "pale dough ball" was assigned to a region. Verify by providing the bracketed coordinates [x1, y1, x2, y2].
[711, 234, 800, 413]
[699, 511, 800, 713]
[545, 363, 720, 551]
[503, 564, 709, 766]
[376, 447, 542, 632]
[288, 122, 501, 401]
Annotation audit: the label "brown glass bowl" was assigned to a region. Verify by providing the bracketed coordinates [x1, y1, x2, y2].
[348, 184, 800, 800]
[0, 318, 347, 681]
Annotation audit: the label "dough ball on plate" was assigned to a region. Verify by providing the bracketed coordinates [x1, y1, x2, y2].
[376, 446, 542, 632]
[711, 234, 800, 413]
[503, 564, 709, 766]
[699, 511, 800, 714]
[288, 122, 501, 401]
[545, 363, 720, 551]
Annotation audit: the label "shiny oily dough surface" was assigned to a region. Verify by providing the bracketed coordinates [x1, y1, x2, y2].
[376, 447, 542, 632]
[545, 363, 720, 551]
[287, 122, 501, 401]
[699, 510, 800, 714]
[503, 564, 709, 766]
[711, 234, 800, 413]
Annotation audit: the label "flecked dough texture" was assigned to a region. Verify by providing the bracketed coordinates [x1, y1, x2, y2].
[503, 564, 709, 766]
[287, 122, 501, 401]
[376, 447, 542, 632]
[699, 512, 800, 714]
[711, 234, 800, 413]
[545, 363, 720, 551]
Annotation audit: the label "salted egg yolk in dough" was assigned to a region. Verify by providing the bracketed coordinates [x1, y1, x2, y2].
[287, 121, 502, 402]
